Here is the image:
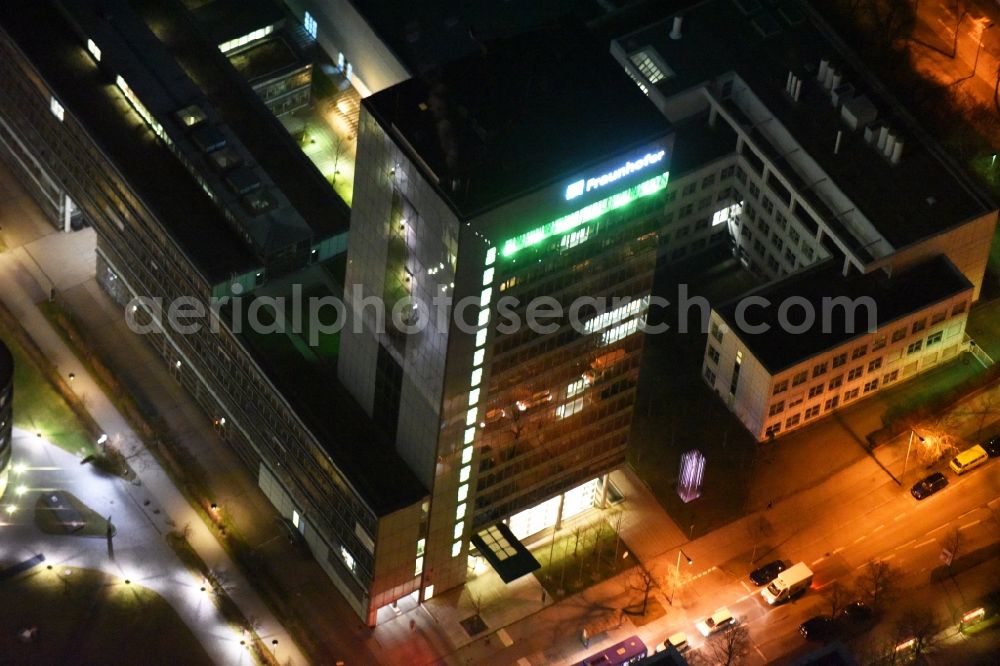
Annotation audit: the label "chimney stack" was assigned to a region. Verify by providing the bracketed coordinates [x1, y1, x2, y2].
[670, 16, 684, 40]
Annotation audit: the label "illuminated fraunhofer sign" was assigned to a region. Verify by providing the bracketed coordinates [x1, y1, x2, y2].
[565, 150, 666, 200]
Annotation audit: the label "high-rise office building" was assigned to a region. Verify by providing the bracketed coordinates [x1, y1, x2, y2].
[340, 23, 673, 596]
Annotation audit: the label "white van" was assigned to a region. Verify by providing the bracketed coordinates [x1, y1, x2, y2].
[950, 445, 988, 475]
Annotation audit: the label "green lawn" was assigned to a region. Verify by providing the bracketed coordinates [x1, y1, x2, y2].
[0, 567, 213, 665]
[967, 298, 1000, 361]
[532, 518, 634, 598]
[2, 333, 95, 457]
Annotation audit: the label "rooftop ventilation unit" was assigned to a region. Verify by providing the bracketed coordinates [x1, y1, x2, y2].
[670, 16, 683, 40]
[843, 95, 877, 130]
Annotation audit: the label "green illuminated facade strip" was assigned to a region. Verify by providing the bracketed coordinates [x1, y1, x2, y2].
[500, 171, 670, 258]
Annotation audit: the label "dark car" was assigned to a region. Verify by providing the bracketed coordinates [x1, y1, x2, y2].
[910, 472, 948, 500]
[839, 601, 874, 624]
[983, 435, 1000, 458]
[749, 560, 786, 586]
[799, 615, 835, 641]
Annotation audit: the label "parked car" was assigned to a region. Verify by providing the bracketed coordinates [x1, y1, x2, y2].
[696, 607, 736, 637]
[839, 601, 874, 624]
[799, 615, 835, 640]
[654, 632, 689, 653]
[950, 444, 989, 475]
[910, 472, 948, 500]
[749, 560, 786, 586]
[982, 435, 1000, 458]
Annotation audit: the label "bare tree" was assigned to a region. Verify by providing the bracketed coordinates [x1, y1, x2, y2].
[822, 580, 852, 618]
[856, 560, 899, 610]
[709, 623, 751, 666]
[894, 608, 943, 657]
[626, 566, 657, 616]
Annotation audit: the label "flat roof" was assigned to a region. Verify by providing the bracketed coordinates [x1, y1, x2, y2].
[355, 0, 609, 76]
[364, 21, 671, 219]
[132, 0, 349, 241]
[717, 255, 972, 373]
[228, 37, 306, 83]
[0, 3, 258, 285]
[237, 269, 428, 515]
[184, 0, 285, 46]
[618, 0, 992, 251]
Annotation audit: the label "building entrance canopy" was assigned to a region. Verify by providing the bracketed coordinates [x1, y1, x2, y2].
[470, 522, 540, 583]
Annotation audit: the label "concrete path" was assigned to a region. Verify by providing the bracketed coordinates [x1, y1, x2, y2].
[2, 427, 251, 665]
[0, 202, 305, 664]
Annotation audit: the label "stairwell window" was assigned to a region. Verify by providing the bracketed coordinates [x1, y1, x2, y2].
[630, 49, 672, 86]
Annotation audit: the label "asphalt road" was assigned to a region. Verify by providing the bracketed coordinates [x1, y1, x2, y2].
[670, 454, 1000, 665]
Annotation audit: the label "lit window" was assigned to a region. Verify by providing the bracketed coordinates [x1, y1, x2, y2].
[451, 541, 462, 557]
[480, 287, 493, 304]
[583, 297, 649, 335]
[468, 388, 480, 406]
[482, 267, 494, 285]
[629, 49, 671, 85]
[556, 397, 584, 419]
[601, 318, 641, 346]
[485, 247, 496, 266]
[455, 503, 467, 521]
[415, 556, 423, 576]
[465, 408, 478, 426]
[477, 310, 489, 329]
[473, 349, 485, 366]
[566, 379, 586, 398]
[459, 465, 471, 482]
[304, 11, 318, 39]
[464, 427, 476, 444]
[453, 523, 464, 540]
[86, 38, 101, 62]
[560, 227, 590, 250]
[461, 447, 473, 464]
[475, 328, 487, 347]
[470, 368, 482, 387]
[49, 97, 65, 122]
[457, 484, 468, 501]
[340, 546, 356, 573]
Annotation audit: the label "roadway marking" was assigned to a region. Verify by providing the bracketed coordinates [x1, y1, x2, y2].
[811, 557, 825, 566]
[832, 547, 845, 555]
[754, 646, 767, 661]
[960, 520, 982, 531]
[872, 524, 885, 533]
[894, 513, 906, 522]
[740, 581, 753, 593]
[958, 508, 978, 520]
[914, 539, 936, 549]
[897, 539, 916, 550]
[686, 566, 718, 582]
[928, 524, 949, 535]
[497, 628, 514, 647]
[881, 553, 896, 561]
[853, 536, 865, 544]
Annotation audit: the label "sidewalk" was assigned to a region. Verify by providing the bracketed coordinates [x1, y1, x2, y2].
[3, 427, 246, 665]
[0, 238, 305, 661]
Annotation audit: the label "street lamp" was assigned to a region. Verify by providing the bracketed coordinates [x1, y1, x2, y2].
[675, 547, 693, 577]
[973, 21, 995, 78]
[902, 430, 925, 478]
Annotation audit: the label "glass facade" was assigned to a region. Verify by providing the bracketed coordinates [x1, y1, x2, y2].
[469, 175, 667, 530]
